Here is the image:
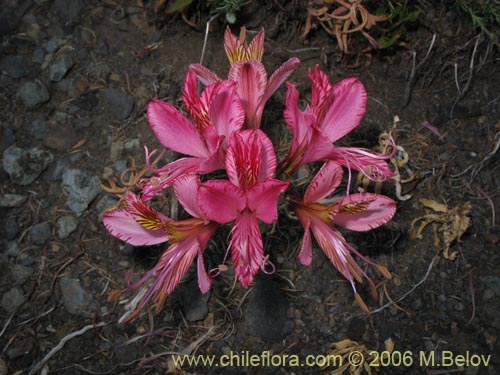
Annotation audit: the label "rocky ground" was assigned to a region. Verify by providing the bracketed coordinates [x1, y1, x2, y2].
[1, 1, 500, 374]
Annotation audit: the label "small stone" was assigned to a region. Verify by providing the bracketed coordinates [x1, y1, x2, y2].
[1, 287, 26, 313]
[114, 159, 128, 174]
[437, 294, 447, 302]
[18, 80, 50, 109]
[104, 88, 135, 121]
[483, 289, 495, 301]
[62, 169, 102, 213]
[455, 302, 465, 311]
[11, 264, 33, 285]
[43, 123, 78, 151]
[180, 279, 211, 322]
[5, 241, 19, 257]
[59, 277, 96, 316]
[102, 166, 114, 180]
[95, 194, 119, 215]
[44, 37, 64, 53]
[51, 0, 83, 24]
[0, 193, 28, 207]
[49, 54, 74, 82]
[124, 138, 141, 154]
[411, 298, 424, 310]
[110, 140, 124, 161]
[56, 215, 79, 239]
[29, 222, 51, 245]
[30, 120, 49, 140]
[480, 276, 500, 296]
[3, 146, 53, 185]
[0, 55, 29, 78]
[119, 244, 135, 256]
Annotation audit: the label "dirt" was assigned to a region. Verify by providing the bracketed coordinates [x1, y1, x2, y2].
[1, 1, 499, 375]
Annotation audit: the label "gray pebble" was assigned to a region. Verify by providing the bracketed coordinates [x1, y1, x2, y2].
[2, 146, 53, 185]
[1, 287, 26, 313]
[29, 222, 51, 245]
[56, 215, 79, 239]
[18, 80, 50, 109]
[104, 88, 135, 121]
[60, 276, 96, 316]
[62, 169, 102, 213]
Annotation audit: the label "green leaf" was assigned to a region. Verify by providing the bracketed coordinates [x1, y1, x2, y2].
[166, 0, 193, 14]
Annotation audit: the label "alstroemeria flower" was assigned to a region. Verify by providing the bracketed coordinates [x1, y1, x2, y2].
[103, 175, 216, 322]
[189, 27, 301, 129]
[198, 129, 289, 287]
[280, 66, 394, 180]
[141, 70, 245, 200]
[291, 161, 396, 311]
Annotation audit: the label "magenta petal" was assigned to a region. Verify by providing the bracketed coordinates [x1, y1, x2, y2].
[147, 99, 209, 158]
[247, 179, 289, 224]
[298, 218, 313, 265]
[304, 161, 343, 204]
[229, 61, 267, 129]
[208, 80, 245, 143]
[320, 78, 367, 143]
[263, 57, 301, 107]
[229, 210, 264, 288]
[308, 66, 333, 111]
[335, 193, 396, 231]
[197, 253, 212, 293]
[173, 174, 205, 220]
[198, 180, 245, 224]
[103, 209, 168, 246]
[255, 129, 277, 182]
[189, 63, 221, 86]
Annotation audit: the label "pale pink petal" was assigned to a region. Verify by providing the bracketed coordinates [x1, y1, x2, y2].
[188, 63, 221, 86]
[262, 57, 301, 108]
[328, 147, 395, 180]
[224, 26, 245, 65]
[310, 219, 354, 285]
[284, 83, 314, 151]
[246, 28, 265, 61]
[147, 99, 209, 158]
[255, 129, 278, 181]
[228, 60, 267, 129]
[319, 78, 367, 143]
[198, 180, 245, 223]
[308, 66, 333, 111]
[208, 80, 245, 143]
[304, 161, 343, 204]
[197, 253, 212, 293]
[140, 157, 203, 201]
[300, 128, 335, 165]
[334, 193, 396, 231]
[173, 175, 205, 219]
[297, 217, 313, 265]
[124, 191, 171, 228]
[103, 209, 168, 246]
[247, 179, 289, 224]
[229, 210, 264, 288]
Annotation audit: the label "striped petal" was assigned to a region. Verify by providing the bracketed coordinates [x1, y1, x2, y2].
[304, 161, 343, 204]
[198, 180, 245, 224]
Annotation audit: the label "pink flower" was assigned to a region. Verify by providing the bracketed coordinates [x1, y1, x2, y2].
[291, 161, 395, 311]
[189, 27, 301, 129]
[198, 129, 289, 287]
[103, 175, 216, 322]
[281, 66, 394, 180]
[141, 70, 245, 200]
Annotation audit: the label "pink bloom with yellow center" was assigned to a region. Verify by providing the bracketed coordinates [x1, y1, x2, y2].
[291, 161, 396, 311]
[198, 129, 289, 287]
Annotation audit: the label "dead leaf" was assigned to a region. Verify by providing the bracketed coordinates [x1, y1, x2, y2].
[411, 199, 472, 260]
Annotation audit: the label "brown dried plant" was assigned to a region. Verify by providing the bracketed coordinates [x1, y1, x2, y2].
[302, 0, 387, 53]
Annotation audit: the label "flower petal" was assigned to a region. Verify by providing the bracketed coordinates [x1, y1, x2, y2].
[229, 210, 264, 288]
[304, 161, 343, 204]
[228, 60, 267, 129]
[246, 28, 265, 61]
[224, 26, 245, 64]
[247, 179, 289, 224]
[124, 192, 171, 229]
[334, 193, 396, 231]
[262, 57, 301, 108]
[173, 174, 205, 220]
[208, 80, 245, 144]
[197, 252, 212, 293]
[328, 146, 395, 180]
[198, 180, 245, 223]
[319, 77, 367, 143]
[147, 99, 209, 158]
[103, 209, 169, 246]
[297, 217, 313, 265]
[188, 63, 221, 86]
[308, 66, 333, 111]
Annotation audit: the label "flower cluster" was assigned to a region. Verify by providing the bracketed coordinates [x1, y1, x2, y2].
[104, 27, 397, 322]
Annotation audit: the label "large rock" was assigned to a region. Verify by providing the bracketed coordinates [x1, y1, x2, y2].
[2, 146, 53, 185]
[62, 169, 101, 213]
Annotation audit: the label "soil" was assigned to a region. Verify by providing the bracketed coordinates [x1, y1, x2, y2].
[1, 1, 499, 375]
